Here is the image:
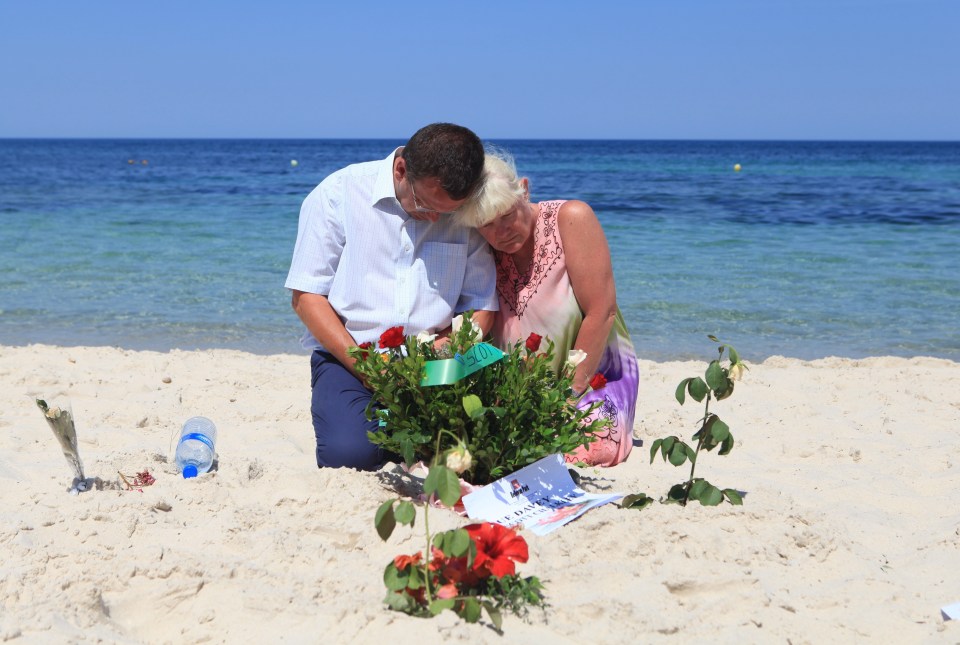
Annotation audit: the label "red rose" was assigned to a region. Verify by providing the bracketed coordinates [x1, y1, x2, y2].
[356, 341, 373, 359]
[525, 332, 542, 352]
[464, 522, 529, 579]
[378, 326, 405, 349]
[436, 583, 458, 600]
[589, 372, 607, 391]
[393, 552, 422, 571]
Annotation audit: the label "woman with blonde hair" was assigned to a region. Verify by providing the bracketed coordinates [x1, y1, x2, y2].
[458, 149, 639, 467]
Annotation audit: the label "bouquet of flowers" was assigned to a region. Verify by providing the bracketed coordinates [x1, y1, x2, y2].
[349, 312, 609, 485]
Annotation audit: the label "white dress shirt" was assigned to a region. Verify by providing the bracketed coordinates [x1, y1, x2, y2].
[285, 149, 497, 351]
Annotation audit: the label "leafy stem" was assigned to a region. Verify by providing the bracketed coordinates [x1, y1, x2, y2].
[683, 392, 711, 505]
[642, 336, 746, 508]
[422, 500, 434, 604]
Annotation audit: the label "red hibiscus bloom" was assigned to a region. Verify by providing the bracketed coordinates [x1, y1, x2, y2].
[378, 326, 405, 349]
[356, 341, 374, 359]
[589, 372, 607, 391]
[393, 551, 422, 571]
[525, 332, 542, 352]
[464, 522, 529, 578]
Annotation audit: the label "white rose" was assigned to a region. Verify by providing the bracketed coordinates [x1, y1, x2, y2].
[566, 349, 588, 369]
[729, 362, 746, 381]
[445, 446, 473, 474]
[416, 331, 438, 344]
[451, 314, 482, 342]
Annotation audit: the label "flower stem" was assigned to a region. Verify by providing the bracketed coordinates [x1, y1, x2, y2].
[684, 393, 711, 505]
[423, 503, 433, 604]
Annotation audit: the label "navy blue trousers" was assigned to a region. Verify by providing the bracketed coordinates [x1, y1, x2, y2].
[310, 350, 389, 470]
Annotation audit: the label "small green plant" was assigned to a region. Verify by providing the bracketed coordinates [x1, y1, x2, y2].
[374, 459, 545, 631]
[648, 335, 747, 507]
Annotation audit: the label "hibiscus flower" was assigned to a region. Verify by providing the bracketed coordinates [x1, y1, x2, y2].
[379, 326, 405, 349]
[464, 522, 529, 578]
[589, 372, 607, 391]
[525, 332, 542, 352]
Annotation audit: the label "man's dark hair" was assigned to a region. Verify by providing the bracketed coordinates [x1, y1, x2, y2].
[402, 123, 484, 200]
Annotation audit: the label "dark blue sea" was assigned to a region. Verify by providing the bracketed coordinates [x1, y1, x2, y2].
[1, 139, 958, 361]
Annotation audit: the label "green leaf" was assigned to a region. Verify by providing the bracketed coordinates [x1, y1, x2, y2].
[660, 435, 676, 461]
[709, 418, 730, 443]
[668, 442, 688, 467]
[374, 500, 396, 541]
[394, 501, 416, 526]
[728, 346, 740, 363]
[723, 488, 744, 505]
[429, 599, 456, 615]
[430, 465, 462, 507]
[462, 394, 484, 419]
[688, 479, 708, 500]
[684, 442, 697, 463]
[719, 433, 735, 456]
[383, 563, 408, 591]
[705, 360, 725, 391]
[649, 438, 663, 464]
[461, 597, 482, 623]
[688, 377, 708, 402]
[384, 589, 417, 612]
[714, 378, 734, 401]
[664, 483, 687, 504]
[445, 528, 471, 557]
[707, 334, 720, 343]
[698, 483, 724, 506]
[482, 601, 503, 632]
[423, 465, 440, 496]
[406, 565, 425, 590]
[675, 378, 690, 405]
[621, 493, 654, 510]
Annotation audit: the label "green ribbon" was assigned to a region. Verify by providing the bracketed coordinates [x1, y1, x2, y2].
[420, 342, 505, 387]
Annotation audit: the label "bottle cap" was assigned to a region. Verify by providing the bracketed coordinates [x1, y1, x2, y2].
[182, 465, 198, 479]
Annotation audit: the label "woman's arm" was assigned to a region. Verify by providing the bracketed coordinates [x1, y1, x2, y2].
[557, 200, 618, 394]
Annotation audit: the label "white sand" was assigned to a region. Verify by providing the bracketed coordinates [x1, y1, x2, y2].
[1, 345, 959, 643]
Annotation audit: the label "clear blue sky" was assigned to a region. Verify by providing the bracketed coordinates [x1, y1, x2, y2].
[1, 0, 957, 140]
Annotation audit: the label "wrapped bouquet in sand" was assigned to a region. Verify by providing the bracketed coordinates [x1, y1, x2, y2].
[35, 399, 87, 494]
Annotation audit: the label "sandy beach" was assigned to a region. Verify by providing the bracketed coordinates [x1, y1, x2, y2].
[2, 344, 958, 643]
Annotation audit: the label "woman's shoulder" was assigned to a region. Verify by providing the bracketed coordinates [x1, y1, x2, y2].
[555, 199, 595, 221]
[554, 200, 600, 239]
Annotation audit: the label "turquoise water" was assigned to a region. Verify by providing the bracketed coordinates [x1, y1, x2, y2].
[1, 139, 958, 361]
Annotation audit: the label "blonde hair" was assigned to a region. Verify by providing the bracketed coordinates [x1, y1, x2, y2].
[456, 148, 526, 228]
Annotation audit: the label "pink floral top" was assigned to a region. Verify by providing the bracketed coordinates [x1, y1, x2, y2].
[491, 201, 639, 467]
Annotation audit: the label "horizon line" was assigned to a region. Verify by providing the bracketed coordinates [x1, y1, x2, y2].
[2, 136, 959, 144]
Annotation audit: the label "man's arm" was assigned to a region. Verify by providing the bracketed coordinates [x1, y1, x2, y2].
[291, 290, 362, 376]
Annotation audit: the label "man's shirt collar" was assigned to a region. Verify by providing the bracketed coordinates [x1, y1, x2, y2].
[371, 147, 403, 209]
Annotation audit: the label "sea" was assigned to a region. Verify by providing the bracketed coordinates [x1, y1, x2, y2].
[1, 139, 958, 362]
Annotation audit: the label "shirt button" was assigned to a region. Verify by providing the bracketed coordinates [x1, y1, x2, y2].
[403, 245, 411, 252]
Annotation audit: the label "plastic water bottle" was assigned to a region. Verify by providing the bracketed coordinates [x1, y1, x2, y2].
[175, 416, 217, 478]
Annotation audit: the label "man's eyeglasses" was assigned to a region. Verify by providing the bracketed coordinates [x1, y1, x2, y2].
[408, 178, 453, 216]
